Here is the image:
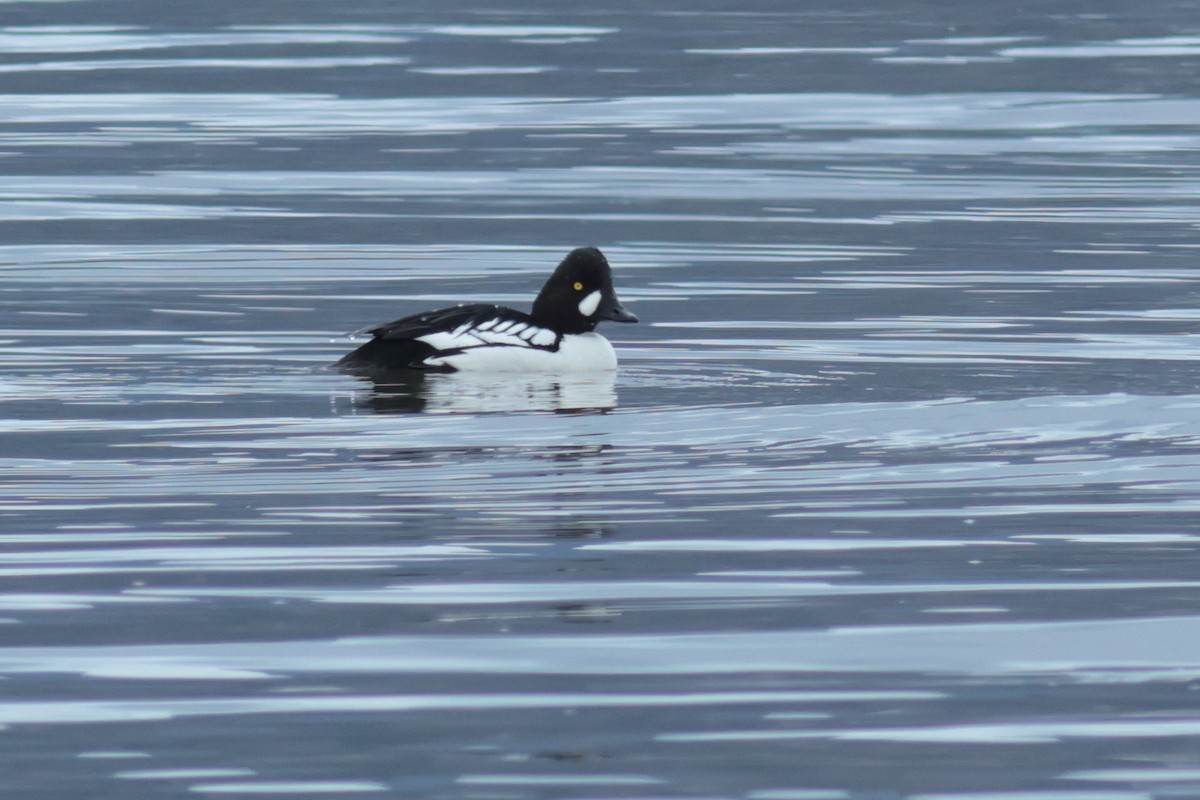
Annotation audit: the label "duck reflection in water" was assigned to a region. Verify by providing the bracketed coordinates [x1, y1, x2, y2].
[345, 369, 618, 414]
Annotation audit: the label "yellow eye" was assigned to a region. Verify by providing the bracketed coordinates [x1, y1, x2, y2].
[573, 281, 584, 291]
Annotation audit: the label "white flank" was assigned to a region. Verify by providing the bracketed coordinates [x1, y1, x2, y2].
[578, 290, 602, 317]
[431, 332, 617, 372]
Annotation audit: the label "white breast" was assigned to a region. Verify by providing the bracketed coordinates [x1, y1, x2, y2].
[426, 332, 618, 373]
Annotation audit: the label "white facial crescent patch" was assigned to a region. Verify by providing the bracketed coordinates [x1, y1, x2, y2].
[577, 290, 601, 317]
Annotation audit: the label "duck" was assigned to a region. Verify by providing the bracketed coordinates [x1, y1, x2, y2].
[335, 246, 638, 373]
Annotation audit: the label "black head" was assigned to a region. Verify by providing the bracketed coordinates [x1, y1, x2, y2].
[530, 247, 638, 334]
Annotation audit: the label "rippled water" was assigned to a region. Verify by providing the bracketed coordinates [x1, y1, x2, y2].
[6, 4, 1200, 799]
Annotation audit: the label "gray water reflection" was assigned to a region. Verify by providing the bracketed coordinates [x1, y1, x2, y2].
[6, 4, 1200, 800]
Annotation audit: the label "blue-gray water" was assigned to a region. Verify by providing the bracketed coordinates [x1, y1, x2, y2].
[5, 3, 1200, 799]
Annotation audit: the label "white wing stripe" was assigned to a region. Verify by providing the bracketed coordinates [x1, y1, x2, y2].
[417, 320, 559, 352]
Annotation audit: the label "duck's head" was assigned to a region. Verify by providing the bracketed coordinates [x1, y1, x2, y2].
[531, 247, 638, 334]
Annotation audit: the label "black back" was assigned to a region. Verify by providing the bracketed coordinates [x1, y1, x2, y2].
[335, 304, 538, 372]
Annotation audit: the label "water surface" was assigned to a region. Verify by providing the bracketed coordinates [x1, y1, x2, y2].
[5, 3, 1200, 799]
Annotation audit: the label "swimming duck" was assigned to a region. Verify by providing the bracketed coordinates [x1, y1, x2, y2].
[336, 246, 637, 373]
